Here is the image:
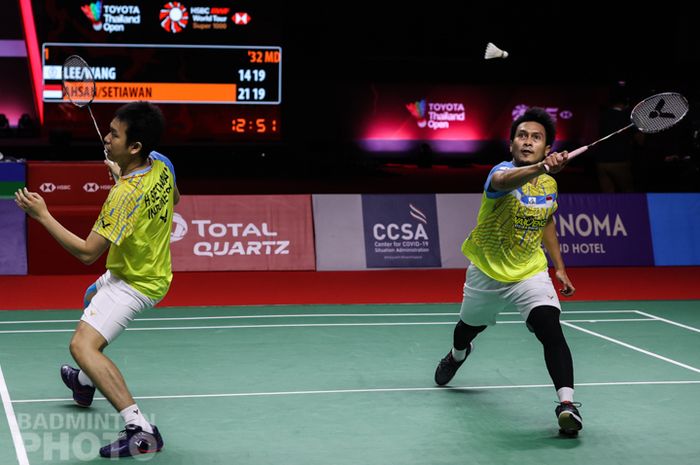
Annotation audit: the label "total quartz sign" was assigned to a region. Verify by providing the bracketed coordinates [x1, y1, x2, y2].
[170, 195, 315, 271]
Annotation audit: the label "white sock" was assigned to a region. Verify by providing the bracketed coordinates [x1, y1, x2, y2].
[119, 404, 153, 433]
[451, 348, 467, 362]
[557, 387, 574, 403]
[77, 370, 94, 387]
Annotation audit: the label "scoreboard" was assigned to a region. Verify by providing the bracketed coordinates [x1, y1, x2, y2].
[43, 43, 281, 105]
[31, 0, 284, 143]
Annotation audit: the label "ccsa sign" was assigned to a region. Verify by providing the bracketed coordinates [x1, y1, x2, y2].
[372, 223, 428, 241]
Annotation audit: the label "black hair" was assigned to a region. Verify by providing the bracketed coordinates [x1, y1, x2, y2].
[114, 101, 165, 159]
[510, 107, 556, 147]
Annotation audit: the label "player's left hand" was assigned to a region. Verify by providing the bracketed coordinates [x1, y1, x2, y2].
[555, 269, 576, 297]
[14, 187, 48, 221]
[104, 159, 120, 181]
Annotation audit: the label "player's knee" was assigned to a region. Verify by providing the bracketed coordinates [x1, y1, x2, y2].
[69, 324, 105, 360]
[455, 319, 487, 338]
[68, 336, 85, 361]
[526, 306, 565, 344]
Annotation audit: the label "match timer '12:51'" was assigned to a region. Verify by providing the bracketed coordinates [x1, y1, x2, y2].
[231, 118, 278, 133]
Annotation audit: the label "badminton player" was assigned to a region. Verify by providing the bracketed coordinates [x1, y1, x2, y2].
[433, 107, 583, 436]
[14, 101, 179, 457]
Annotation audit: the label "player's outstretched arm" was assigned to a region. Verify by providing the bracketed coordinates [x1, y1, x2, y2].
[491, 151, 569, 192]
[15, 188, 110, 265]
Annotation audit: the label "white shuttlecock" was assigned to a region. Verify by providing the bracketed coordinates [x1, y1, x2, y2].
[484, 42, 508, 59]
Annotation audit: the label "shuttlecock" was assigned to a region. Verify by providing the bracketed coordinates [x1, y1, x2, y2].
[484, 42, 508, 59]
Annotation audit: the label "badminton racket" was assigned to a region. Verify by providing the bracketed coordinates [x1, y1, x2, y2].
[62, 55, 119, 182]
[566, 92, 689, 161]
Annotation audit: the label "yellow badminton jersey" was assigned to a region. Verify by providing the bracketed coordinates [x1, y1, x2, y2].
[462, 161, 558, 282]
[93, 152, 177, 299]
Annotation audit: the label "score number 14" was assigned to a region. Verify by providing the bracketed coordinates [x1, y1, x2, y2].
[237, 69, 267, 101]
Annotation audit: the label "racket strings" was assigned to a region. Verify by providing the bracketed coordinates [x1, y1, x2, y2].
[631, 93, 689, 134]
[62, 55, 96, 107]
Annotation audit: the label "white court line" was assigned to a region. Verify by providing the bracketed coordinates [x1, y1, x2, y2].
[0, 318, 656, 334]
[11, 379, 700, 404]
[0, 309, 642, 325]
[562, 321, 700, 374]
[0, 313, 458, 325]
[0, 364, 30, 465]
[634, 310, 700, 334]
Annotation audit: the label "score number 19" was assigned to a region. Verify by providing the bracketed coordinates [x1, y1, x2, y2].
[237, 68, 267, 101]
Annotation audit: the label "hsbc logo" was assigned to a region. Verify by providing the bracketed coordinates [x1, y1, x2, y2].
[232, 12, 250, 25]
[38, 182, 71, 193]
[82, 182, 112, 192]
[83, 182, 99, 193]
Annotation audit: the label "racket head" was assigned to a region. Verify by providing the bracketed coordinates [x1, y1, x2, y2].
[62, 55, 97, 108]
[631, 92, 689, 134]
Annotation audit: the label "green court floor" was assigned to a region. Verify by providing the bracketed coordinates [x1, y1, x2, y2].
[1, 300, 699, 464]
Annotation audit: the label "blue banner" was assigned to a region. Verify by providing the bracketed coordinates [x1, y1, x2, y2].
[0, 199, 28, 275]
[647, 193, 700, 266]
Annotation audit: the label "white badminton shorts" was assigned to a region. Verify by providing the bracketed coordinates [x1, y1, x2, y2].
[80, 270, 159, 343]
[459, 263, 561, 328]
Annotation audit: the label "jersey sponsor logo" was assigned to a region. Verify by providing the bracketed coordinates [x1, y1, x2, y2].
[513, 216, 547, 230]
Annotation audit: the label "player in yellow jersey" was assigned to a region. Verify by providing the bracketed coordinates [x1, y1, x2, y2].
[433, 107, 583, 436]
[15, 101, 178, 457]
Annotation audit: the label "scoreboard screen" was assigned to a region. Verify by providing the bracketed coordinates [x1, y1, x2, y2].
[31, 0, 283, 143]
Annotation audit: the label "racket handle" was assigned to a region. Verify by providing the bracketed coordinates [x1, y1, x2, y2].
[566, 146, 588, 160]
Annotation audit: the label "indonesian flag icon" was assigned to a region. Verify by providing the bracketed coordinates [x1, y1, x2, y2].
[232, 12, 251, 25]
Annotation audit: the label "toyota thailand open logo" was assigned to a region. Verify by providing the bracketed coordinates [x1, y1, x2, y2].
[81, 1, 103, 31]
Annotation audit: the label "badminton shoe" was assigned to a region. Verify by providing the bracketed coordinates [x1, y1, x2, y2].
[60, 364, 96, 407]
[434, 343, 473, 386]
[555, 401, 583, 436]
[99, 424, 164, 458]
